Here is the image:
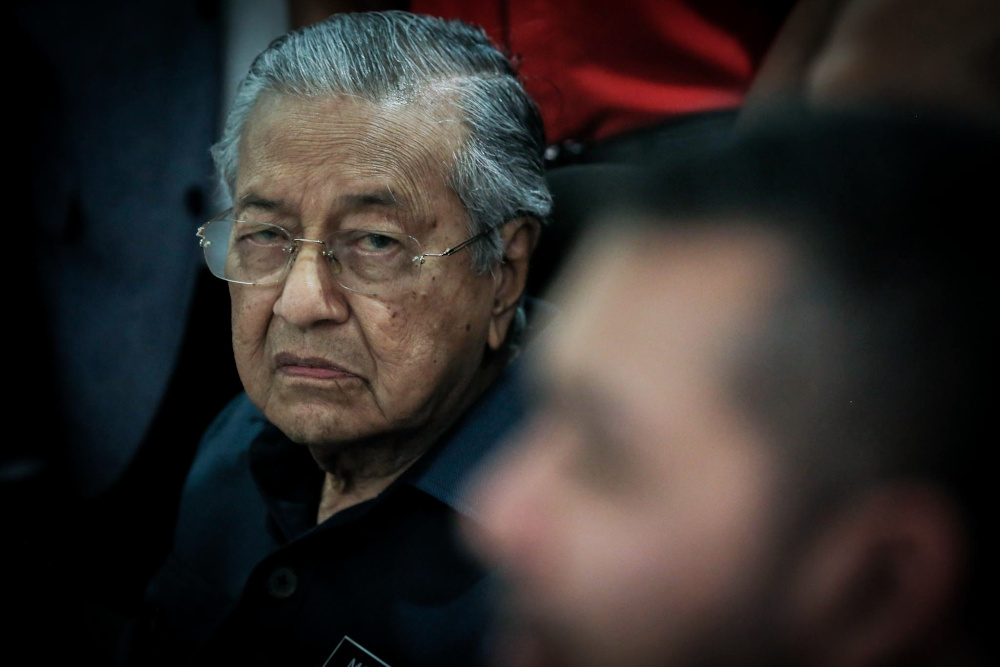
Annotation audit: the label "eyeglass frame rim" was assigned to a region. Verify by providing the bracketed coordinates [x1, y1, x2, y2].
[195, 209, 498, 287]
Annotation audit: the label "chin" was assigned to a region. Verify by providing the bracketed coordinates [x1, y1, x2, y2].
[270, 409, 376, 447]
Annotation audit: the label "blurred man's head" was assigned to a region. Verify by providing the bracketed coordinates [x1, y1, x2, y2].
[466, 110, 995, 667]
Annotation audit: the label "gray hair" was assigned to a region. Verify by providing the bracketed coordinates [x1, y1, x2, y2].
[212, 10, 551, 273]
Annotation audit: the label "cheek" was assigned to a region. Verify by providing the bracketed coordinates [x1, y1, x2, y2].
[512, 458, 770, 644]
[510, 497, 681, 666]
[494, 444, 655, 613]
[585, 472, 780, 653]
[358, 298, 433, 368]
[229, 287, 275, 379]
[561, 505, 672, 614]
[364, 286, 491, 372]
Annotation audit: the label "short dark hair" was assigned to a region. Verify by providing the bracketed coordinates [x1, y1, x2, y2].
[613, 108, 997, 643]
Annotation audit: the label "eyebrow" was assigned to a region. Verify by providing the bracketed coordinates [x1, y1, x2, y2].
[341, 188, 403, 210]
[533, 371, 619, 444]
[560, 383, 616, 435]
[236, 188, 406, 216]
[236, 194, 284, 214]
[538, 377, 642, 487]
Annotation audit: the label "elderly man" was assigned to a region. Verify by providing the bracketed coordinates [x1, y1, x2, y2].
[466, 111, 994, 667]
[123, 12, 549, 667]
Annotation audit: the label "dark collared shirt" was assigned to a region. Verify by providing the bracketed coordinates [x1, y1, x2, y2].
[122, 362, 529, 667]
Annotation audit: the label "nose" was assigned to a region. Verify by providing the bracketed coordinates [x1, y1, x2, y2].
[463, 417, 564, 578]
[272, 241, 351, 328]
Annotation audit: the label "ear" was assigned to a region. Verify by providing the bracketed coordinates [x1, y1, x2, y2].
[778, 483, 966, 667]
[488, 217, 541, 351]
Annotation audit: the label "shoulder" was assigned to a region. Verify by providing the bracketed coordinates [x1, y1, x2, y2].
[174, 393, 271, 543]
[192, 392, 268, 466]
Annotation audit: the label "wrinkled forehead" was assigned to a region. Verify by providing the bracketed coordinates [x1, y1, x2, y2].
[237, 89, 467, 189]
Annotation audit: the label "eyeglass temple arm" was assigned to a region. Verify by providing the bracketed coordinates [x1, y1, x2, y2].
[414, 228, 494, 265]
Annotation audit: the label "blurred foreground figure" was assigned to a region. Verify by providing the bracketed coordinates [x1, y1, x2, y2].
[466, 110, 995, 667]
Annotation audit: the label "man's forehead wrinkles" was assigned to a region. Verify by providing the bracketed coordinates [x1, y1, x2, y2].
[246, 95, 461, 174]
[357, 125, 457, 181]
[234, 189, 409, 218]
[252, 133, 449, 192]
[234, 94, 466, 240]
[238, 153, 423, 210]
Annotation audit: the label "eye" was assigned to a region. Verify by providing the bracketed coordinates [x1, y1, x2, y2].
[235, 222, 289, 247]
[552, 396, 639, 496]
[357, 233, 401, 253]
[244, 229, 285, 244]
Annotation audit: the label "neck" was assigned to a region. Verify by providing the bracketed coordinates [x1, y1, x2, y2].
[312, 353, 507, 524]
[316, 465, 410, 524]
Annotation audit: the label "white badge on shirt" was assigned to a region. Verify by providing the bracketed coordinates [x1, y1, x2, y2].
[322, 636, 391, 667]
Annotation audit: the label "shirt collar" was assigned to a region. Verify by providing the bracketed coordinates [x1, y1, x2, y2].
[247, 355, 530, 534]
[400, 358, 529, 516]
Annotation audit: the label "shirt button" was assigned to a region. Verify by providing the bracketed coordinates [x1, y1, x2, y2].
[266, 565, 298, 599]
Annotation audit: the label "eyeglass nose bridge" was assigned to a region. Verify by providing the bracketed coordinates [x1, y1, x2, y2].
[286, 236, 343, 274]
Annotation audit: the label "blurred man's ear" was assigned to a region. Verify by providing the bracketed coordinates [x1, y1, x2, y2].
[778, 483, 966, 667]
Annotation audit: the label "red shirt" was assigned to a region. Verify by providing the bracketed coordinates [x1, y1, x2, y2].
[412, 0, 790, 144]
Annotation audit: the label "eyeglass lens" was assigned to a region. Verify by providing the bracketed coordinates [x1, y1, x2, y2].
[201, 219, 423, 294]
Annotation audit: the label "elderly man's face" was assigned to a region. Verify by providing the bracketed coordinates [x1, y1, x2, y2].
[466, 226, 799, 667]
[230, 93, 505, 448]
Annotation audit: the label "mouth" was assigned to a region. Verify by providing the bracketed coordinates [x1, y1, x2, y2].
[274, 352, 362, 381]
